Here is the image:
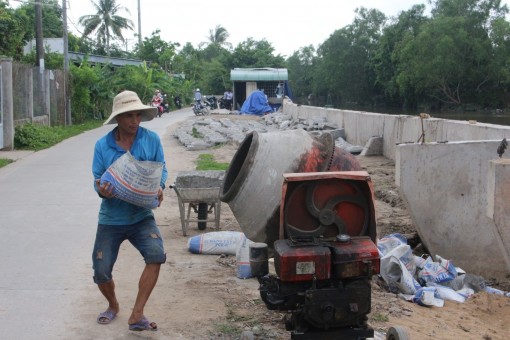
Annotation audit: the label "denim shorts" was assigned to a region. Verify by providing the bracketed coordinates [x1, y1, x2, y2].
[92, 216, 166, 284]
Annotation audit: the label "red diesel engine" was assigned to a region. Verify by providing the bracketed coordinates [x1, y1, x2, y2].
[255, 171, 380, 339]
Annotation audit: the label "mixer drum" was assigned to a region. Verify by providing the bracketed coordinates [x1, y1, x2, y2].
[220, 130, 361, 246]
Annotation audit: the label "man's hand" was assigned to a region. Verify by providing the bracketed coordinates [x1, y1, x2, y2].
[157, 187, 164, 207]
[95, 179, 114, 199]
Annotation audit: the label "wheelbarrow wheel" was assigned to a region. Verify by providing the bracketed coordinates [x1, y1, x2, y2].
[198, 202, 208, 230]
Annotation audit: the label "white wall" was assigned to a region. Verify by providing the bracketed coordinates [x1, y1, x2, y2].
[283, 101, 510, 160]
[24, 38, 64, 55]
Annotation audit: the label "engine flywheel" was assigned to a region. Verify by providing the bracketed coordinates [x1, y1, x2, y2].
[284, 178, 370, 239]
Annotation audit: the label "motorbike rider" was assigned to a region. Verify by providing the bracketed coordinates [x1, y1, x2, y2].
[173, 94, 182, 109]
[151, 90, 164, 114]
[194, 88, 202, 106]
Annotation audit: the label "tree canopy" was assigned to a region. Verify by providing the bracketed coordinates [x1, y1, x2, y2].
[3, 0, 510, 115]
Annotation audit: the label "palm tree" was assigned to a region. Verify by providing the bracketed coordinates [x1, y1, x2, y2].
[203, 25, 231, 49]
[79, 0, 134, 56]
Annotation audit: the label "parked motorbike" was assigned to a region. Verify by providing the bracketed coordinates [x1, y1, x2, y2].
[162, 94, 170, 113]
[218, 97, 228, 110]
[204, 96, 218, 110]
[192, 101, 210, 116]
[173, 95, 182, 109]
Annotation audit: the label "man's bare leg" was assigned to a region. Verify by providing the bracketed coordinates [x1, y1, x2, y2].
[128, 263, 161, 325]
[97, 280, 120, 323]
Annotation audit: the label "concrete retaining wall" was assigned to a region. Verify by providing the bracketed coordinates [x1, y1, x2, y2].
[396, 141, 509, 279]
[283, 101, 510, 279]
[283, 101, 510, 160]
[487, 159, 510, 273]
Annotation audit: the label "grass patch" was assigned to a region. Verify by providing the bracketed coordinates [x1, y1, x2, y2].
[14, 120, 103, 151]
[213, 322, 243, 335]
[191, 127, 202, 138]
[370, 312, 389, 322]
[0, 159, 13, 168]
[196, 153, 229, 171]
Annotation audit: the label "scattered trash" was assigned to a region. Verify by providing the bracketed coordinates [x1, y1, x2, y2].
[235, 234, 255, 279]
[378, 233, 510, 306]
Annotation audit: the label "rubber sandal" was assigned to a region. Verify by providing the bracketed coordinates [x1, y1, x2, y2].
[97, 310, 117, 325]
[129, 316, 157, 331]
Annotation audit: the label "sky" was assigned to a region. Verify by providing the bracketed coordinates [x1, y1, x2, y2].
[13, 0, 510, 57]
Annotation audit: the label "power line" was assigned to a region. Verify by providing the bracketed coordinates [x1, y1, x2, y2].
[66, 1, 84, 36]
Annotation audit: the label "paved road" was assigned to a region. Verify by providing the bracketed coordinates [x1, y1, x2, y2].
[0, 109, 193, 339]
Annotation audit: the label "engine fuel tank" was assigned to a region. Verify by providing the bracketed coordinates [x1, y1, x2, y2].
[274, 239, 331, 282]
[332, 236, 380, 279]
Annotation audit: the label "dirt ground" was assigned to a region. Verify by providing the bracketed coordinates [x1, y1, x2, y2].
[146, 115, 510, 339]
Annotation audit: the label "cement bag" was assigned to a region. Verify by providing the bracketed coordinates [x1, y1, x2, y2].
[100, 152, 163, 209]
[187, 231, 244, 255]
[379, 240, 420, 294]
[416, 254, 458, 285]
[412, 287, 444, 307]
[426, 283, 474, 303]
[380, 255, 421, 295]
[236, 234, 254, 279]
[377, 233, 408, 257]
[383, 243, 416, 275]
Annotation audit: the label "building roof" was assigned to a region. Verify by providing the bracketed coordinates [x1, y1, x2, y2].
[230, 68, 288, 81]
[69, 52, 143, 67]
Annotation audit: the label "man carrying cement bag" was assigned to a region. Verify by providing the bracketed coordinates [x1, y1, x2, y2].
[92, 90, 167, 331]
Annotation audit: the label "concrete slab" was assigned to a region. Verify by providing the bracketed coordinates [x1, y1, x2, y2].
[361, 136, 383, 156]
[396, 140, 510, 279]
[487, 158, 510, 272]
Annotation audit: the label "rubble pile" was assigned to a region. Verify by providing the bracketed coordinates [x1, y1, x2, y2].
[172, 112, 362, 152]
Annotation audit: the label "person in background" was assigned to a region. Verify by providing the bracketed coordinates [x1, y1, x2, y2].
[194, 88, 202, 105]
[260, 89, 268, 103]
[152, 89, 163, 104]
[173, 93, 182, 109]
[92, 90, 167, 332]
[223, 88, 233, 111]
[151, 89, 164, 115]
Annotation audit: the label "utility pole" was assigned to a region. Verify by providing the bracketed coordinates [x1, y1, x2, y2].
[62, 0, 71, 125]
[35, 1, 44, 70]
[137, 0, 142, 47]
[35, 0, 49, 121]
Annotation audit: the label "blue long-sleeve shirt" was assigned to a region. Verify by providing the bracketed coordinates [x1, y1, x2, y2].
[92, 126, 168, 225]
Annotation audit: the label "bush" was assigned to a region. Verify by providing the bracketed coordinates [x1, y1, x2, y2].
[14, 121, 103, 150]
[14, 124, 61, 150]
